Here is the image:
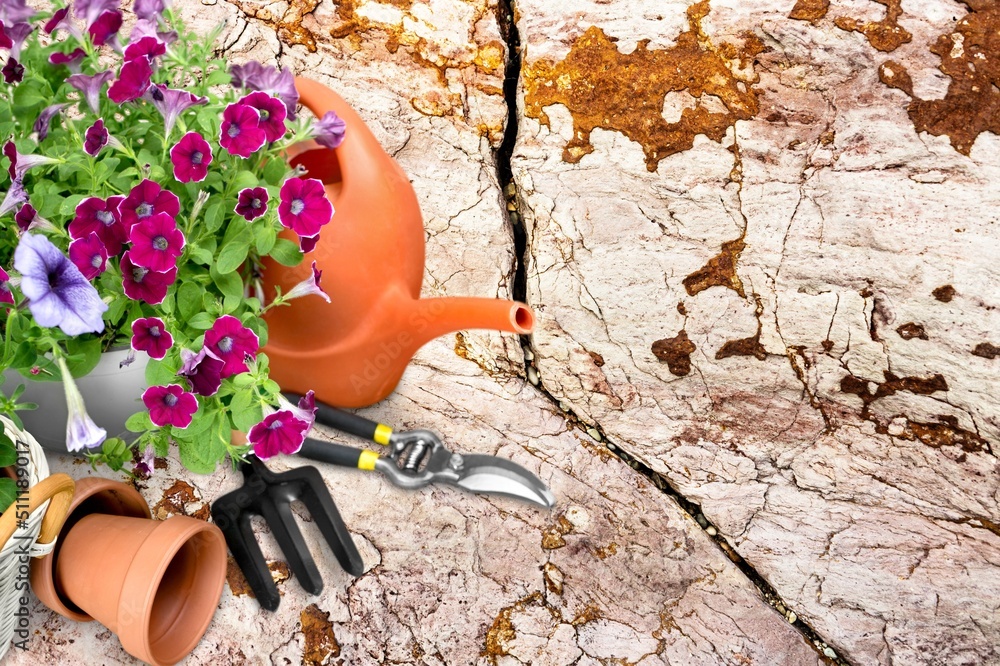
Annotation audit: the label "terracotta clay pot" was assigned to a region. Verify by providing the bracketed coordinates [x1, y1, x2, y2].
[260, 77, 535, 408]
[30, 477, 227, 666]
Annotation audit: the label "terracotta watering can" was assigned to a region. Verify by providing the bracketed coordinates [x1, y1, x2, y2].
[261, 77, 535, 408]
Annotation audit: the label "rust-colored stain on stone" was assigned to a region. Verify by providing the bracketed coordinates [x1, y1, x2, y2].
[683, 238, 746, 297]
[878, 59, 914, 95]
[833, 0, 911, 52]
[153, 479, 200, 519]
[933, 284, 957, 302]
[484, 592, 557, 661]
[301, 603, 340, 665]
[225, 558, 291, 597]
[523, 1, 762, 171]
[907, 416, 988, 453]
[227, 0, 321, 52]
[972, 342, 999, 359]
[541, 515, 574, 550]
[896, 322, 928, 340]
[652, 329, 697, 376]
[788, 0, 830, 24]
[841, 371, 949, 416]
[716, 332, 767, 360]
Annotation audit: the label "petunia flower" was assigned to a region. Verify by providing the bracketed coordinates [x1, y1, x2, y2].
[133, 444, 155, 477]
[49, 48, 88, 72]
[239, 91, 287, 143]
[203, 315, 259, 378]
[312, 110, 347, 149]
[5, 20, 32, 59]
[124, 35, 165, 63]
[134, 0, 168, 21]
[128, 211, 185, 272]
[119, 178, 179, 229]
[169, 131, 212, 183]
[84, 118, 109, 156]
[283, 261, 330, 303]
[108, 56, 152, 104]
[275, 390, 317, 432]
[121, 250, 176, 304]
[298, 233, 319, 253]
[0, 1, 36, 24]
[2, 57, 22, 83]
[142, 384, 198, 428]
[131, 316, 172, 359]
[58, 356, 107, 452]
[68, 232, 108, 279]
[67, 71, 113, 115]
[0, 176, 26, 217]
[278, 177, 333, 238]
[87, 9, 121, 47]
[130, 17, 176, 45]
[229, 61, 298, 119]
[75, 0, 119, 28]
[248, 410, 309, 459]
[0, 266, 13, 306]
[69, 195, 127, 255]
[0, 20, 11, 49]
[34, 103, 66, 141]
[219, 103, 266, 158]
[14, 233, 108, 335]
[234, 186, 268, 221]
[4, 140, 59, 180]
[177, 347, 224, 397]
[43, 7, 71, 34]
[146, 84, 207, 140]
[15, 203, 55, 234]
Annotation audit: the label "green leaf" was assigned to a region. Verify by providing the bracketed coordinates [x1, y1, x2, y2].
[65, 337, 104, 378]
[177, 282, 203, 321]
[269, 238, 304, 267]
[262, 158, 289, 186]
[216, 226, 253, 274]
[254, 222, 277, 255]
[205, 68, 232, 87]
[101, 438, 131, 471]
[228, 170, 259, 192]
[60, 194, 88, 217]
[13, 78, 52, 111]
[203, 200, 225, 233]
[125, 411, 154, 433]
[0, 478, 16, 514]
[186, 312, 215, 330]
[146, 356, 181, 386]
[229, 389, 263, 432]
[177, 413, 228, 474]
[0, 432, 17, 468]
[187, 243, 214, 265]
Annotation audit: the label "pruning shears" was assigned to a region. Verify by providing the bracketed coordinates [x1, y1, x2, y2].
[291, 396, 556, 509]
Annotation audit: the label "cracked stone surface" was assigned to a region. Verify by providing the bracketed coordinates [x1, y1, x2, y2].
[514, 0, 1000, 664]
[4, 0, 826, 665]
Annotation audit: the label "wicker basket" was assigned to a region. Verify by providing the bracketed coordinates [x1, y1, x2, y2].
[0, 416, 74, 660]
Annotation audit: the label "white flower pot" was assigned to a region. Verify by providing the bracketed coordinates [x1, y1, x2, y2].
[3, 348, 149, 453]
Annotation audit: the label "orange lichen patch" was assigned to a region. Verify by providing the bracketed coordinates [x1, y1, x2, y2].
[652, 330, 697, 377]
[896, 322, 928, 340]
[834, 0, 911, 52]
[301, 604, 340, 665]
[593, 542, 618, 560]
[227, 0, 321, 52]
[933, 285, 957, 302]
[152, 479, 200, 519]
[878, 60, 914, 96]
[840, 371, 948, 417]
[543, 562, 564, 595]
[483, 593, 564, 662]
[226, 559, 291, 598]
[541, 515, 574, 550]
[716, 332, 767, 360]
[972, 342, 999, 359]
[523, 1, 762, 171]
[789, 0, 830, 24]
[682, 237, 746, 297]
[907, 416, 988, 453]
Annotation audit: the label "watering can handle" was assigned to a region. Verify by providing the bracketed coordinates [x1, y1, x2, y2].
[0, 473, 75, 549]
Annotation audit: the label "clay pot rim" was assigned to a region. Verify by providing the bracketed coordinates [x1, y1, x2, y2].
[30, 476, 151, 621]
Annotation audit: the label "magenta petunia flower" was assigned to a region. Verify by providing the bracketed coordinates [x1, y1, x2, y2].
[131, 316, 173, 359]
[108, 56, 152, 104]
[146, 84, 208, 139]
[229, 61, 298, 120]
[169, 131, 212, 183]
[4, 140, 59, 180]
[75, 0, 118, 28]
[0, 266, 13, 306]
[249, 410, 309, 459]
[313, 110, 347, 149]
[124, 35, 164, 62]
[120, 178, 180, 229]
[15, 203, 54, 234]
[49, 48, 87, 72]
[87, 9, 121, 46]
[69, 195, 127, 255]
[43, 7, 70, 34]
[84, 118, 109, 156]
[239, 91, 287, 143]
[0, 21, 9, 50]
[220, 103, 266, 158]
[234, 187, 268, 221]
[204, 315, 259, 378]
[177, 347, 224, 397]
[276, 390, 317, 431]
[284, 261, 330, 303]
[128, 211, 184, 272]
[121, 250, 176, 304]
[68, 231, 108, 279]
[278, 177, 333, 238]
[298, 233, 320, 253]
[2, 57, 23, 84]
[34, 103, 65, 141]
[67, 70, 114, 113]
[142, 384, 198, 428]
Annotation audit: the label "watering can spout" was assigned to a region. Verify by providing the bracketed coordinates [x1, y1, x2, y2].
[406, 296, 535, 347]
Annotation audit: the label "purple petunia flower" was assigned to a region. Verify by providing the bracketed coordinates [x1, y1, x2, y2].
[169, 131, 212, 183]
[146, 84, 207, 140]
[124, 35, 165, 62]
[121, 250, 176, 304]
[142, 384, 198, 428]
[49, 48, 88, 72]
[278, 177, 333, 239]
[204, 315, 259, 378]
[2, 57, 23, 83]
[34, 103, 66, 141]
[120, 178, 179, 229]
[239, 91, 287, 143]
[0, 1, 35, 24]
[14, 233, 108, 335]
[108, 56, 152, 104]
[84, 118, 109, 156]
[235, 187, 268, 221]
[69, 195, 127, 255]
[4, 140, 59, 180]
[0, 21, 10, 49]
[58, 357, 106, 452]
[15, 203, 55, 234]
[44, 7, 70, 34]
[87, 9, 121, 46]
[130, 17, 176, 45]
[220, 103, 266, 158]
[249, 410, 309, 459]
[128, 211, 184, 272]
[229, 61, 299, 120]
[276, 390, 317, 432]
[131, 316, 173, 359]
[68, 70, 115, 113]
[284, 261, 330, 303]
[68, 231, 109, 279]
[0, 266, 13, 306]
[133, 444, 155, 477]
[0, 176, 26, 218]
[134, 0, 168, 21]
[298, 233, 320, 253]
[75, 0, 119, 28]
[6, 20, 32, 59]
[313, 110, 347, 149]
[177, 347, 224, 397]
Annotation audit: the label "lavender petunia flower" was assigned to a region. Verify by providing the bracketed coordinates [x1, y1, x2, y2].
[68, 70, 115, 114]
[75, 0, 119, 28]
[34, 103, 66, 141]
[2, 57, 23, 83]
[6, 21, 32, 59]
[124, 35, 165, 62]
[229, 61, 299, 120]
[142, 384, 198, 428]
[313, 110, 347, 149]
[120, 250, 176, 304]
[130, 18, 176, 45]
[4, 141, 59, 180]
[131, 316, 172, 359]
[0, 1, 35, 26]
[14, 233, 108, 335]
[15, 203, 55, 234]
[249, 410, 308, 459]
[283, 261, 330, 303]
[133, 0, 168, 22]
[58, 356, 107, 452]
[49, 48, 88, 73]
[177, 347, 224, 397]
[87, 9, 122, 46]
[234, 187, 268, 221]
[108, 56, 152, 104]
[0, 266, 13, 306]
[0, 176, 26, 217]
[169, 131, 212, 183]
[146, 84, 207, 139]
[204, 315, 259, 378]
[68, 231, 108, 279]
[133, 444, 155, 477]
[278, 177, 333, 238]
[220, 103, 266, 158]
[84, 118, 109, 155]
